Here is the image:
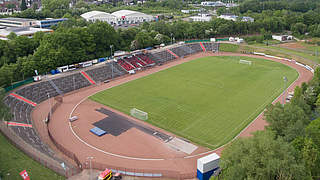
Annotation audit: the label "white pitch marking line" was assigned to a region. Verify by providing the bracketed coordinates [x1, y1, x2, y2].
[64, 54, 308, 161]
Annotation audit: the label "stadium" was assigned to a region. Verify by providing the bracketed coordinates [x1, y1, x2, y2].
[1, 42, 313, 179]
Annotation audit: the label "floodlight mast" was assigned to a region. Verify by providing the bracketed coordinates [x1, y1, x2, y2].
[282, 76, 287, 105]
[110, 45, 114, 79]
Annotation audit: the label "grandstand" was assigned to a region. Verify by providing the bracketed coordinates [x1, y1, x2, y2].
[124, 56, 146, 68]
[117, 59, 135, 71]
[203, 42, 219, 51]
[170, 46, 189, 57]
[85, 63, 125, 83]
[136, 54, 155, 66]
[15, 81, 59, 104]
[52, 73, 92, 94]
[150, 50, 177, 63]
[2, 42, 218, 178]
[186, 43, 203, 53]
[4, 95, 55, 157]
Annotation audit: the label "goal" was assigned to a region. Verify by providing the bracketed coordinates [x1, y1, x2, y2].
[239, 59, 252, 65]
[130, 108, 148, 121]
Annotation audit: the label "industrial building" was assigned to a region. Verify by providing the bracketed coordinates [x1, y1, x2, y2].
[201, 1, 226, 7]
[218, 14, 254, 22]
[0, 17, 38, 27]
[81, 10, 154, 26]
[0, 26, 52, 40]
[189, 14, 212, 22]
[36, 18, 68, 28]
[272, 35, 293, 42]
[0, 17, 67, 28]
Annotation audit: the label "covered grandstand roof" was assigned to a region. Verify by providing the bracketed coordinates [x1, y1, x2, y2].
[80, 11, 113, 19]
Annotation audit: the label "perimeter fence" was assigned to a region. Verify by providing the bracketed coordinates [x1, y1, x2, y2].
[83, 161, 196, 179]
[45, 96, 197, 179]
[0, 121, 80, 177]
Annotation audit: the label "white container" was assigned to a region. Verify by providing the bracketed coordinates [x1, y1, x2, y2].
[197, 153, 220, 173]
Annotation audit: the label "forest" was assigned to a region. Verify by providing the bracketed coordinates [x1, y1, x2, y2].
[0, 0, 320, 88]
[220, 68, 320, 179]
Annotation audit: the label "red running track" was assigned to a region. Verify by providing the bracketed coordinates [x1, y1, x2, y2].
[32, 52, 313, 178]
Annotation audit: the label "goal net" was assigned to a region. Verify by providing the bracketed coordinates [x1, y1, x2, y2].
[130, 108, 148, 121]
[239, 59, 252, 65]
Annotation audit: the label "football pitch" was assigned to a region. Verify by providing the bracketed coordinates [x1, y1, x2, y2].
[90, 56, 298, 149]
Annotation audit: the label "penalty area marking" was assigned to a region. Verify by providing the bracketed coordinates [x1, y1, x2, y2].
[68, 96, 164, 161]
[184, 57, 302, 159]
[66, 54, 305, 160]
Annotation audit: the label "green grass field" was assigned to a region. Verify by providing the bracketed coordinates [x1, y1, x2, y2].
[0, 133, 64, 180]
[90, 56, 298, 149]
[219, 43, 240, 52]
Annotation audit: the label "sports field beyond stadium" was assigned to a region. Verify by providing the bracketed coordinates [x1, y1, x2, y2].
[90, 56, 298, 149]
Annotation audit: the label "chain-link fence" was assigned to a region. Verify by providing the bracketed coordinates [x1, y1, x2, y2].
[45, 97, 197, 179]
[0, 121, 80, 177]
[82, 161, 196, 179]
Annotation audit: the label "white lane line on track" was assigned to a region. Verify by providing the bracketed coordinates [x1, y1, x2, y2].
[68, 91, 164, 161]
[185, 56, 304, 159]
[66, 54, 309, 161]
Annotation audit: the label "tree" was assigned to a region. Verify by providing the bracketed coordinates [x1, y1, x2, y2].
[33, 27, 95, 72]
[7, 32, 17, 40]
[302, 138, 320, 178]
[306, 118, 320, 148]
[291, 22, 307, 35]
[75, 0, 89, 9]
[217, 7, 227, 16]
[20, 0, 27, 11]
[290, 86, 312, 117]
[220, 131, 309, 180]
[264, 102, 310, 142]
[6, 3, 16, 11]
[134, 31, 154, 49]
[0, 64, 16, 87]
[42, 0, 70, 12]
[0, 89, 13, 122]
[87, 22, 120, 58]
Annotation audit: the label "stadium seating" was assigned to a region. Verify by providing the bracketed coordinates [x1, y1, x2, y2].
[150, 50, 177, 63]
[2, 42, 220, 169]
[182, 44, 196, 55]
[170, 46, 189, 57]
[15, 81, 59, 104]
[186, 43, 203, 53]
[136, 54, 155, 65]
[124, 56, 146, 68]
[52, 73, 91, 94]
[4, 95, 56, 158]
[203, 42, 219, 52]
[117, 59, 135, 71]
[85, 63, 125, 82]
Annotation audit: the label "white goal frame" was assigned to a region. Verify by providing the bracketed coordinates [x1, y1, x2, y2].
[130, 108, 148, 121]
[239, 59, 252, 65]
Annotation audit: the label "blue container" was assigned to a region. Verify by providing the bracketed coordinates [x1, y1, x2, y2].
[51, 70, 56, 75]
[197, 169, 214, 180]
[98, 58, 106, 62]
[197, 167, 219, 180]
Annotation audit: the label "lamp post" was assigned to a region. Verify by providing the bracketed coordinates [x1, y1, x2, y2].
[110, 45, 114, 79]
[87, 156, 94, 180]
[171, 33, 173, 45]
[282, 76, 287, 105]
[47, 92, 52, 121]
